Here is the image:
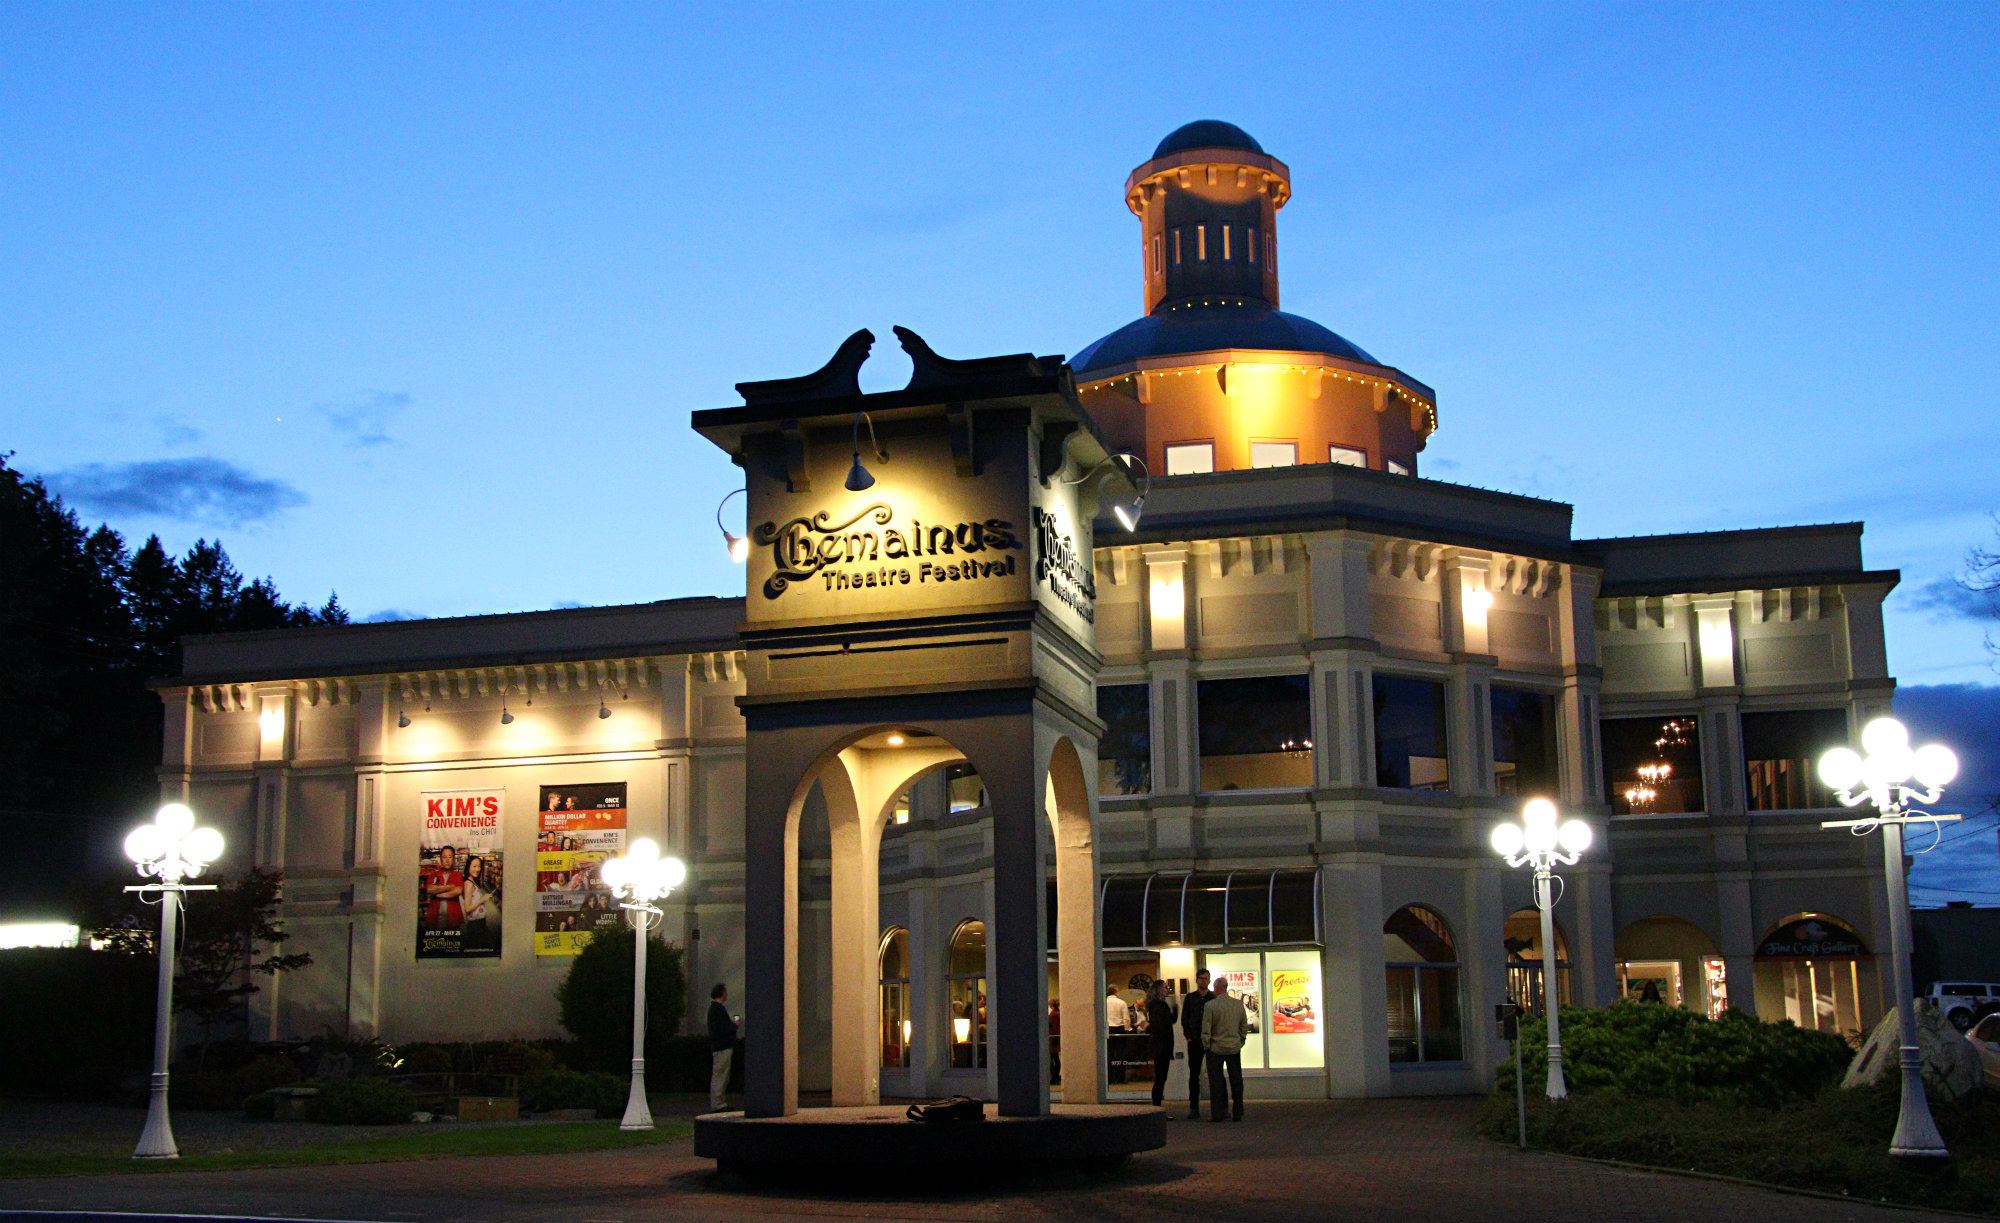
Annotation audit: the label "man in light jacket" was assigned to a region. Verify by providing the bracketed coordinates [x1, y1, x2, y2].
[1199, 976, 1248, 1122]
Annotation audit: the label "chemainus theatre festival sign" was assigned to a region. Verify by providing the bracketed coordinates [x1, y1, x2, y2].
[754, 502, 1023, 599]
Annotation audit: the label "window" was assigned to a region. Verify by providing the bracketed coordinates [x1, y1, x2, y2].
[1205, 947, 1325, 1070]
[1328, 444, 1366, 467]
[1491, 686, 1559, 797]
[1198, 674, 1313, 791]
[1743, 708, 1847, 810]
[947, 920, 987, 1069]
[945, 762, 985, 813]
[1165, 441, 1215, 475]
[1173, 228, 1182, 266]
[1107, 869, 1319, 949]
[1222, 223, 1232, 261]
[1197, 224, 1207, 260]
[1603, 714, 1704, 813]
[880, 928, 910, 1068]
[1385, 906, 1462, 1063]
[1248, 226, 1258, 263]
[1096, 684, 1151, 795]
[1373, 674, 1449, 791]
[1504, 908, 1570, 1015]
[1152, 234, 1163, 275]
[1386, 460, 1411, 476]
[1250, 440, 1297, 468]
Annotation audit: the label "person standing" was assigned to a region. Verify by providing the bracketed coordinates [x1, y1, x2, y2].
[1104, 984, 1132, 1031]
[1179, 968, 1211, 1119]
[707, 982, 738, 1112]
[1145, 979, 1178, 1109]
[1201, 976, 1248, 1122]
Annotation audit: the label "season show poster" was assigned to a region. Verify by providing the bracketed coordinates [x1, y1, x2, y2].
[535, 781, 627, 956]
[417, 788, 505, 959]
[1270, 969, 1317, 1035]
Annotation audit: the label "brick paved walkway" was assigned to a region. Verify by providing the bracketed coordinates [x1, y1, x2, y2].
[0, 1098, 1965, 1223]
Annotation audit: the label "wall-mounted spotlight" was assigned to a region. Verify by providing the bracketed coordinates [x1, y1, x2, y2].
[1059, 451, 1150, 532]
[845, 411, 887, 492]
[500, 705, 515, 726]
[397, 710, 411, 729]
[598, 700, 612, 720]
[716, 488, 748, 563]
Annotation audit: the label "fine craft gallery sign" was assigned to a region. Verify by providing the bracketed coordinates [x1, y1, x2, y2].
[753, 502, 1022, 599]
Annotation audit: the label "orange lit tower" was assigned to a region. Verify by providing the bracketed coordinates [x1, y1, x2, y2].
[1075, 121, 1437, 476]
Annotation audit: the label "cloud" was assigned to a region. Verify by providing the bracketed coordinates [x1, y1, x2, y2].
[1899, 683, 2000, 903]
[362, 608, 424, 623]
[1907, 575, 2000, 623]
[44, 457, 307, 526]
[153, 415, 204, 447]
[317, 391, 411, 448]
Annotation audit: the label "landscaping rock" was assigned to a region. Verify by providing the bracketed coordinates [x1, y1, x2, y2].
[1843, 1001, 1981, 1102]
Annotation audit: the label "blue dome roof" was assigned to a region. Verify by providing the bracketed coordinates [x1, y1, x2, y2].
[1152, 120, 1263, 160]
[1071, 300, 1379, 376]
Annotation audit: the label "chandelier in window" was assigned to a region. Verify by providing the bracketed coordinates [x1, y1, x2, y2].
[1624, 762, 1671, 810]
[1278, 737, 1314, 757]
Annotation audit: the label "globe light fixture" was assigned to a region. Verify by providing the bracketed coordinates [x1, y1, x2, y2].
[715, 488, 749, 564]
[598, 837, 689, 1130]
[1491, 797, 1591, 1100]
[1818, 715, 1961, 1163]
[124, 801, 225, 1159]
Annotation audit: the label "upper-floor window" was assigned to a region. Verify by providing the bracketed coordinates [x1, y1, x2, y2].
[1173, 228, 1182, 266]
[1097, 684, 1151, 796]
[1165, 441, 1215, 475]
[1248, 226, 1259, 264]
[1222, 223, 1232, 261]
[1386, 460, 1412, 476]
[1491, 686, 1559, 797]
[1743, 708, 1847, 810]
[1373, 674, 1449, 791]
[1198, 674, 1313, 791]
[1250, 440, 1297, 468]
[945, 762, 985, 813]
[1197, 224, 1207, 261]
[1603, 714, 1703, 814]
[1329, 444, 1367, 467]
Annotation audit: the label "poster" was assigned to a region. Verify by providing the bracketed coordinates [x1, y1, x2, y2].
[417, 788, 505, 959]
[535, 781, 627, 956]
[1218, 967, 1262, 1034]
[1270, 968, 1317, 1035]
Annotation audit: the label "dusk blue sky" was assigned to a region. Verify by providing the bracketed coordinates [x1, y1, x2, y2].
[5, 6, 1996, 898]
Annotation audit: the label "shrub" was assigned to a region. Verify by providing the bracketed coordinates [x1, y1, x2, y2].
[555, 928, 686, 1072]
[1495, 1001, 1853, 1106]
[521, 1069, 625, 1117]
[303, 1077, 417, 1124]
[0, 948, 155, 1097]
[172, 1052, 306, 1110]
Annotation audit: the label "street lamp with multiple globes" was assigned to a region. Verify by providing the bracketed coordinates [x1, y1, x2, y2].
[1491, 797, 1593, 1101]
[1818, 715, 1961, 1162]
[597, 837, 688, 1131]
[123, 801, 225, 1159]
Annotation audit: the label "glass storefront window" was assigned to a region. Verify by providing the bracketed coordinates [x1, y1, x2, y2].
[1743, 708, 1847, 811]
[1143, 875, 1187, 947]
[1491, 686, 1559, 798]
[1203, 951, 1267, 1070]
[1503, 908, 1570, 1015]
[1602, 714, 1704, 814]
[947, 920, 987, 1069]
[1384, 905, 1462, 1063]
[1198, 674, 1314, 791]
[1373, 674, 1449, 791]
[1184, 873, 1228, 946]
[879, 928, 910, 1068]
[1097, 684, 1152, 796]
[1201, 949, 1325, 1071]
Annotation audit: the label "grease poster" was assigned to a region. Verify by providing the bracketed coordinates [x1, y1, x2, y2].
[1270, 969, 1317, 1035]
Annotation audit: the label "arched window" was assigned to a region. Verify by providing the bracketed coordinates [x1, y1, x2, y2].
[1384, 905, 1462, 1063]
[1754, 912, 1871, 1039]
[879, 927, 910, 1068]
[947, 920, 987, 1069]
[1504, 908, 1570, 1015]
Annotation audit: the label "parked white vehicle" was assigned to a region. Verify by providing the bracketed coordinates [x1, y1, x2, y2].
[1928, 981, 2000, 1031]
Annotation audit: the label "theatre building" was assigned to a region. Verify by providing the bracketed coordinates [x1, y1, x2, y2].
[159, 122, 1901, 1102]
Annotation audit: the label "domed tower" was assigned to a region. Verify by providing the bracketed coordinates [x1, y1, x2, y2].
[1075, 121, 1437, 477]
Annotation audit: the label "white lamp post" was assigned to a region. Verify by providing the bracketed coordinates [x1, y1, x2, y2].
[598, 837, 688, 1131]
[123, 801, 224, 1159]
[1819, 715, 1960, 1162]
[1491, 797, 1593, 1100]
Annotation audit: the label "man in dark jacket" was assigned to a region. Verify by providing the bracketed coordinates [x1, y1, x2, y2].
[707, 982, 738, 1112]
[1178, 968, 1211, 1119]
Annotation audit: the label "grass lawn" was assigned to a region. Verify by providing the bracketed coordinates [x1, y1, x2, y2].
[0, 1119, 692, 1180]
[1478, 1079, 2000, 1216]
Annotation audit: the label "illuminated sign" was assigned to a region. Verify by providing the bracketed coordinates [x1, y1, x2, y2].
[1031, 507, 1095, 623]
[753, 501, 1023, 599]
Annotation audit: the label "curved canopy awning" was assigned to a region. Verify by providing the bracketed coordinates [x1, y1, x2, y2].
[1099, 869, 1321, 950]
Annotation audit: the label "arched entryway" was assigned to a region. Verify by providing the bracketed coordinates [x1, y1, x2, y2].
[1615, 916, 1727, 1017]
[1753, 912, 1876, 1040]
[1503, 907, 1569, 1016]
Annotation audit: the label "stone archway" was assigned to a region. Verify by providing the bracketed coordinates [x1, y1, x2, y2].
[1044, 733, 1102, 1103]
